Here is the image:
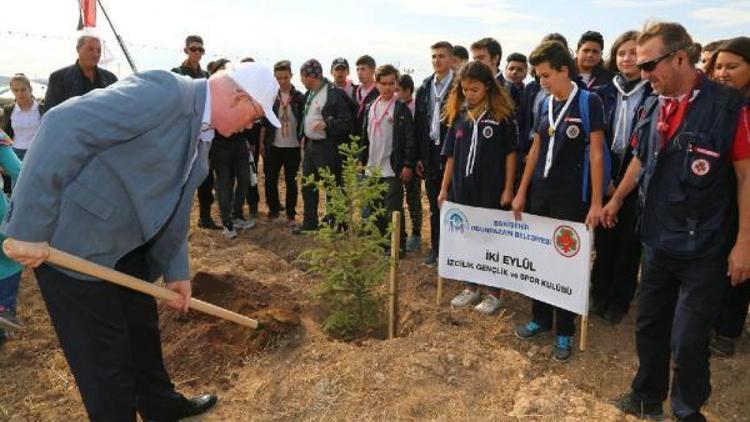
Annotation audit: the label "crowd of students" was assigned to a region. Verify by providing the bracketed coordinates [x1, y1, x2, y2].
[0, 20, 748, 422]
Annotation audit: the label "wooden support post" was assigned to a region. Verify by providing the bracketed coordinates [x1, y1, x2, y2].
[579, 315, 589, 351]
[388, 211, 401, 339]
[436, 277, 443, 306]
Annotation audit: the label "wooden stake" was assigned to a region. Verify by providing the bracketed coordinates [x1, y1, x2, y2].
[388, 211, 401, 339]
[579, 315, 589, 351]
[436, 276, 443, 306]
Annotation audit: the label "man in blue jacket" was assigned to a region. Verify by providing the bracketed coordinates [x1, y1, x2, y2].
[2, 63, 280, 422]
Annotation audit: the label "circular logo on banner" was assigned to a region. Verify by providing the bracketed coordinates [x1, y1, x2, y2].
[553, 225, 581, 258]
[566, 125, 580, 139]
[691, 158, 710, 176]
[482, 126, 494, 139]
[444, 208, 470, 234]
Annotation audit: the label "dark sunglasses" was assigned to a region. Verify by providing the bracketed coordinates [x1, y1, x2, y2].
[188, 46, 205, 53]
[636, 49, 677, 72]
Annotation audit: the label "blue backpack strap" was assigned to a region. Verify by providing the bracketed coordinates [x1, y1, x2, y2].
[579, 90, 612, 202]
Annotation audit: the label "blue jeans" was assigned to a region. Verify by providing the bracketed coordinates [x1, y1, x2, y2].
[0, 271, 22, 313]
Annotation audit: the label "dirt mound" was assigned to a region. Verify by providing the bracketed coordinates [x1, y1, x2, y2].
[159, 271, 302, 388]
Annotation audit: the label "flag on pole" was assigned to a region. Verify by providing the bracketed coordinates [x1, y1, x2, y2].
[77, 0, 97, 30]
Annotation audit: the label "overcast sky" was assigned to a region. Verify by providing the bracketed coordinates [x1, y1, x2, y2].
[1, 0, 748, 84]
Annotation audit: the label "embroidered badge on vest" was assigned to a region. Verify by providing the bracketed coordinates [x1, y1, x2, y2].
[566, 125, 580, 139]
[691, 158, 710, 176]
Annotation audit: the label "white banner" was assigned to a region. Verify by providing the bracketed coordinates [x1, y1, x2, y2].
[438, 201, 592, 315]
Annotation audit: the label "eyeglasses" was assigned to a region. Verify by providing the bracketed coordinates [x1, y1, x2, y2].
[188, 46, 205, 53]
[636, 49, 677, 72]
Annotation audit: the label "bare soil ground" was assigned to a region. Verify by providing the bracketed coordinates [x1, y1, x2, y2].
[1, 169, 748, 421]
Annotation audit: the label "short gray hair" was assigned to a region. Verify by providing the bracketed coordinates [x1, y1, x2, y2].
[76, 35, 101, 50]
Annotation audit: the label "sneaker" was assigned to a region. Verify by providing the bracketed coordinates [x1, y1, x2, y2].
[474, 294, 502, 315]
[450, 288, 481, 307]
[222, 226, 238, 239]
[423, 253, 437, 267]
[197, 219, 222, 230]
[553, 335, 573, 362]
[709, 334, 737, 358]
[612, 393, 664, 420]
[233, 218, 256, 230]
[0, 310, 22, 331]
[405, 234, 422, 252]
[514, 320, 551, 339]
[286, 218, 297, 228]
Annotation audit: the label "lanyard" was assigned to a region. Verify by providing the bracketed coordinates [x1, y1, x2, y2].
[299, 82, 326, 132]
[430, 70, 454, 143]
[611, 78, 649, 151]
[465, 109, 488, 177]
[544, 82, 578, 178]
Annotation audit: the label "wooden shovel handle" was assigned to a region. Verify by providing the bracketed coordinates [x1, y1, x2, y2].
[27, 243, 259, 329]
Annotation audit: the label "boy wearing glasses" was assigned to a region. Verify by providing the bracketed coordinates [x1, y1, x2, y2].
[172, 35, 209, 79]
[603, 22, 750, 421]
[172, 35, 217, 229]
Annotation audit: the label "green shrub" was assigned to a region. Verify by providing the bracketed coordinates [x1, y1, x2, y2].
[298, 138, 391, 340]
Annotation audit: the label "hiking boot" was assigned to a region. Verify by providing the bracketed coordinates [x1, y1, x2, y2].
[514, 321, 551, 339]
[553, 335, 573, 362]
[0, 309, 22, 331]
[197, 219, 222, 230]
[405, 234, 422, 252]
[474, 294, 502, 315]
[222, 225, 238, 239]
[450, 288, 481, 307]
[674, 412, 707, 422]
[709, 334, 737, 358]
[589, 297, 607, 317]
[612, 393, 664, 420]
[602, 307, 626, 325]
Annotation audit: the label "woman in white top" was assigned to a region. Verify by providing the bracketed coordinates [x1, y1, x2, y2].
[1, 73, 43, 160]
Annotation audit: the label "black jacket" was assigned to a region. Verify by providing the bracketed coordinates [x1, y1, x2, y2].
[44, 61, 118, 112]
[359, 100, 417, 175]
[299, 79, 354, 144]
[415, 73, 452, 175]
[263, 85, 305, 149]
[171, 62, 209, 79]
[352, 84, 380, 138]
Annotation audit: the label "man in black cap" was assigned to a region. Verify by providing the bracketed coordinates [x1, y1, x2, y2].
[331, 57, 356, 100]
[295, 59, 354, 233]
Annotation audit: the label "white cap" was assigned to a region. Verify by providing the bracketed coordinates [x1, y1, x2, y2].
[226, 62, 281, 128]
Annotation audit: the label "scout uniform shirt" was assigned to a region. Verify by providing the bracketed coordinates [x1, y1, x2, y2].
[442, 109, 518, 208]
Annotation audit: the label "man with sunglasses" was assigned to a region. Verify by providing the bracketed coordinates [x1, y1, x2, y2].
[172, 35, 209, 79]
[172, 35, 220, 230]
[602, 22, 750, 422]
[2, 62, 281, 421]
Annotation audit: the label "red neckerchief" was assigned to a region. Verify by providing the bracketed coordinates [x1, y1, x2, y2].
[356, 83, 376, 116]
[278, 89, 293, 138]
[369, 96, 396, 138]
[657, 71, 703, 149]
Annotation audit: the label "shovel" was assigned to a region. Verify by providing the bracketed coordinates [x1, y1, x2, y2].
[5, 240, 259, 329]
